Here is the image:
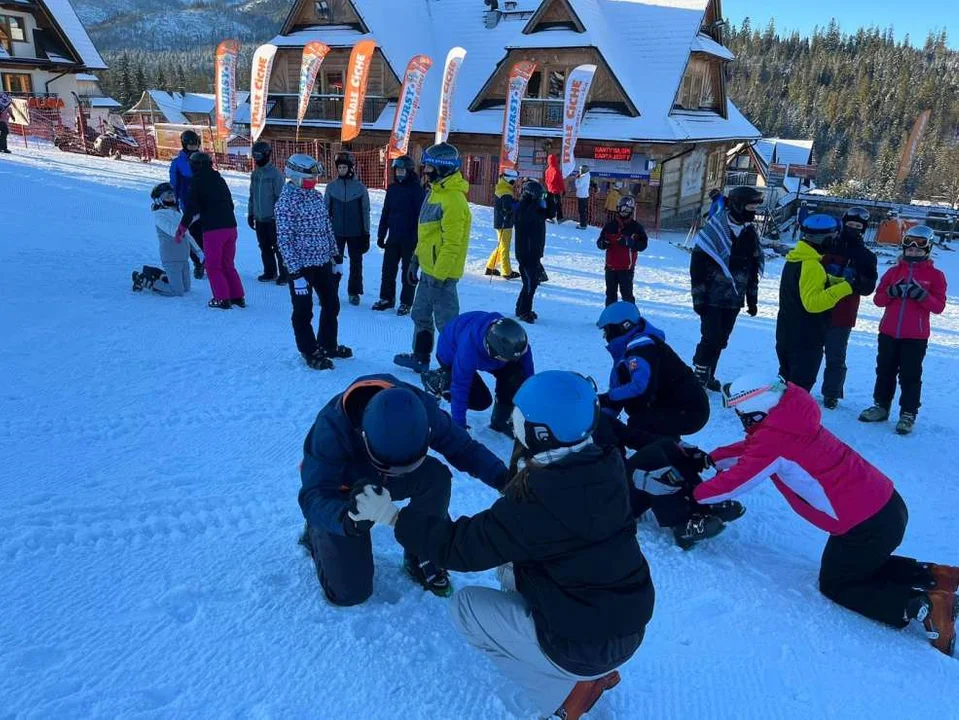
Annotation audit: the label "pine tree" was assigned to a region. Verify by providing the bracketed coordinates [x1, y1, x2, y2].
[134, 64, 148, 96]
[155, 65, 168, 92]
[118, 54, 136, 108]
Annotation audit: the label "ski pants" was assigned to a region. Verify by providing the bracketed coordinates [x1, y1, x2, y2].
[577, 197, 589, 227]
[692, 306, 740, 374]
[203, 227, 244, 302]
[515, 261, 541, 317]
[336, 235, 366, 297]
[410, 274, 459, 360]
[776, 325, 825, 393]
[451, 572, 610, 717]
[604, 269, 635, 306]
[305, 457, 452, 607]
[486, 229, 514, 276]
[821, 325, 853, 400]
[289, 264, 340, 356]
[379, 242, 416, 307]
[188, 220, 204, 270]
[153, 261, 191, 297]
[255, 219, 286, 279]
[445, 361, 528, 416]
[873, 334, 927, 415]
[0, 120, 8, 152]
[546, 193, 564, 222]
[819, 491, 931, 628]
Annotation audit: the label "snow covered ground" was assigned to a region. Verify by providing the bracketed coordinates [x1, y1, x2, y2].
[1, 149, 957, 719]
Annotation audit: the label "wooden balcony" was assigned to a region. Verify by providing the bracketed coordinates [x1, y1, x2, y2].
[268, 94, 390, 124]
[519, 98, 564, 128]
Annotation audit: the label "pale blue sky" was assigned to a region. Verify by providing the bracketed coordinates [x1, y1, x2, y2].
[722, 0, 959, 48]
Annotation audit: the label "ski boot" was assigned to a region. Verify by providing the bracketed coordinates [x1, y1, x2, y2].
[208, 298, 232, 310]
[138, 265, 166, 291]
[859, 404, 890, 423]
[911, 591, 958, 657]
[397, 304, 412, 316]
[504, 271, 521, 280]
[131, 270, 145, 292]
[349, 294, 360, 306]
[693, 365, 721, 392]
[404, 554, 452, 598]
[421, 367, 451, 399]
[231, 297, 246, 308]
[257, 273, 277, 283]
[326, 345, 353, 359]
[672, 514, 725, 551]
[484, 267, 501, 277]
[371, 299, 394, 311]
[516, 312, 535, 324]
[303, 349, 334, 370]
[394, 353, 430, 374]
[489, 402, 514, 437]
[703, 500, 746, 524]
[896, 412, 916, 435]
[276, 273, 289, 286]
[550, 671, 621, 720]
[823, 397, 839, 410]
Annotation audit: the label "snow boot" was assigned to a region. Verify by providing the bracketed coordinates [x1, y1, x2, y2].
[208, 298, 232, 310]
[505, 271, 521, 280]
[303, 349, 334, 370]
[859, 404, 890, 423]
[673, 514, 725, 551]
[131, 271, 145, 292]
[823, 397, 839, 410]
[485, 267, 501, 277]
[276, 273, 289, 286]
[326, 345, 353, 359]
[489, 401, 513, 437]
[928, 564, 959, 595]
[693, 364, 720, 392]
[394, 353, 430, 374]
[397, 304, 412, 316]
[349, 294, 361, 306]
[231, 297, 246, 308]
[551, 671, 621, 720]
[896, 412, 917, 435]
[703, 500, 746, 523]
[421, 367, 451, 399]
[193, 263, 205, 280]
[404, 554, 452, 598]
[516, 312, 536, 324]
[372, 299, 394, 311]
[257, 273, 277, 283]
[914, 591, 958, 657]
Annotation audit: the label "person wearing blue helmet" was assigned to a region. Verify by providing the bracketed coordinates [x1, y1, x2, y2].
[349, 371, 653, 720]
[775, 213, 856, 391]
[297, 374, 508, 605]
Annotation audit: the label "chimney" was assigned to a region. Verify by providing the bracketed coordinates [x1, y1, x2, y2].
[484, 0, 502, 28]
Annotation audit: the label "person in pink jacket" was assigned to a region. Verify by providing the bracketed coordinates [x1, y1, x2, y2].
[859, 225, 948, 435]
[691, 373, 958, 657]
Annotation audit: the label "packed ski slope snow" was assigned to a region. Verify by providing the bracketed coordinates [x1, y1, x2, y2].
[1, 149, 957, 719]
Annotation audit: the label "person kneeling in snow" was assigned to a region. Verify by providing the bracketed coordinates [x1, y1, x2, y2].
[349, 371, 654, 720]
[693, 373, 959, 657]
[594, 302, 744, 549]
[420, 312, 533, 436]
[132, 182, 200, 297]
[297, 374, 508, 604]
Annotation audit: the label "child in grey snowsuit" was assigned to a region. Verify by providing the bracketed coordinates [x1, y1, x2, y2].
[132, 182, 198, 296]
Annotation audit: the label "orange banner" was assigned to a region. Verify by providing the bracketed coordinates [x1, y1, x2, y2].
[896, 109, 931, 182]
[214, 39, 241, 139]
[341, 40, 377, 143]
[388, 54, 433, 159]
[297, 41, 331, 130]
[499, 61, 537, 173]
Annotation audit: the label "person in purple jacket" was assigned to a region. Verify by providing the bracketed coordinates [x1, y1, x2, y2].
[421, 312, 534, 435]
[169, 129, 205, 279]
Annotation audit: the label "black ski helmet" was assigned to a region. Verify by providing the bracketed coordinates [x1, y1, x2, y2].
[252, 141, 272, 166]
[180, 129, 200, 152]
[421, 142, 461, 179]
[727, 186, 764, 224]
[391, 155, 415, 172]
[334, 151, 355, 171]
[485, 317, 528, 362]
[522, 179, 545, 201]
[841, 206, 870, 232]
[361, 388, 431, 475]
[800, 213, 840, 250]
[188, 151, 212, 172]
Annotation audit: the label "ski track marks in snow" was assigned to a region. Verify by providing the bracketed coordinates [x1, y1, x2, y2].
[0, 149, 957, 719]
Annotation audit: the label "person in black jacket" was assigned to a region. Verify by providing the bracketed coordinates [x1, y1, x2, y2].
[325, 152, 371, 305]
[373, 155, 426, 315]
[514, 180, 547, 323]
[298, 374, 508, 605]
[689, 186, 764, 390]
[349, 371, 653, 720]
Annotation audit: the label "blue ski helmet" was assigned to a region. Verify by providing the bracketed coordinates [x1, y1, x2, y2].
[421, 142, 461, 179]
[596, 301, 641, 341]
[511, 371, 600, 454]
[361, 388, 431, 476]
[801, 213, 840, 250]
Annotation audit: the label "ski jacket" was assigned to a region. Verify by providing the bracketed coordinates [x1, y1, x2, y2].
[248, 163, 284, 222]
[377, 171, 425, 248]
[707, 195, 726, 219]
[169, 150, 194, 211]
[180, 167, 236, 232]
[274, 183, 337, 276]
[154, 208, 190, 264]
[299, 374, 508, 536]
[325, 176, 371, 238]
[574, 171, 591, 199]
[821, 229, 879, 328]
[416, 171, 472, 281]
[694, 384, 895, 535]
[436, 311, 535, 427]
[395, 443, 653, 676]
[605, 188, 623, 213]
[597, 216, 648, 271]
[603, 320, 708, 423]
[493, 178, 516, 230]
[875, 258, 948, 340]
[689, 223, 761, 309]
[513, 197, 546, 266]
[776, 241, 853, 351]
[544, 155, 565, 195]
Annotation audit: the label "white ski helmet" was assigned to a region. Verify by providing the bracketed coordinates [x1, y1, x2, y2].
[722, 373, 787, 429]
[285, 154, 324, 186]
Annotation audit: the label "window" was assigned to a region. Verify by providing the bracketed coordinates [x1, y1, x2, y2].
[324, 70, 343, 95]
[525, 71, 542, 98]
[0, 26, 8, 55]
[675, 56, 722, 112]
[0, 15, 25, 53]
[2, 73, 32, 94]
[546, 69, 565, 99]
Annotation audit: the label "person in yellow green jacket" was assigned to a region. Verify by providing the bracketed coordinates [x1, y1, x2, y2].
[604, 182, 623, 222]
[485, 170, 521, 279]
[775, 214, 865, 392]
[394, 142, 473, 373]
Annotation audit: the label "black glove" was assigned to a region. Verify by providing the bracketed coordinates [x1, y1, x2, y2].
[377, 236, 387, 250]
[361, 232, 371, 253]
[407, 256, 420, 287]
[617, 235, 629, 247]
[887, 282, 906, 299]
[747, 299, 758, 317]
[674, 442, 714, 474]
[906, 282, 928, 302]
[693, 303, 707, 317]
[597, 237, 610, 250]
[247, 214, 256, 231]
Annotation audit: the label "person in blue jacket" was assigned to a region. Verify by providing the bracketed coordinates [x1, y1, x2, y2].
[705, 188, 725, 219]
[421, 312, 534, 436]
[170, 129, 205, 279]
[298, 374, 508, 605]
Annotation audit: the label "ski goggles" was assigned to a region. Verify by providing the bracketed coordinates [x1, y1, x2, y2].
[362, 433, 429, 477]
[902, 236, 932, 250]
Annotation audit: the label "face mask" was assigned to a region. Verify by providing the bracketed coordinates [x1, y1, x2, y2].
[423, 167, 437, 183]
[301, 179, 318, 190]
[254, 155, 270, 167]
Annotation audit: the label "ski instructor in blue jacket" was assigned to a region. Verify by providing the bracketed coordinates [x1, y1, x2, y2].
[298, 374, 508, 605]
[169, 129, 205, 279]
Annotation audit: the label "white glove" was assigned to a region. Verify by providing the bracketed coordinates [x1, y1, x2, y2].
[633, 466, 684, 497]
[348, 485, 399, 527]
[293, 277, 310, 296]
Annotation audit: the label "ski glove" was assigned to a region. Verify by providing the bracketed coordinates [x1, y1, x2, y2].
[824, 263, 843, 277]
[633, 466, 685, 496]
[349, 485, 399, 528]
[747, 299, 758, 317]
[887, 282, 907, 299]
[597, 236, 610, 250]
[293, 277, 310, 296]
[332, 256, 344, 277]
[906, 282, 929, 302]
[676, 442, 714, 473]
[377, 235, 387, 250]
[247, 214, 256, 230]
[842, 267, 858, 283]
[407, 256, 420, 287]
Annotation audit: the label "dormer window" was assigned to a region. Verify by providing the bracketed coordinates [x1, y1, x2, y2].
[674, 55, 723, 114]
[314, 1, 331, 21]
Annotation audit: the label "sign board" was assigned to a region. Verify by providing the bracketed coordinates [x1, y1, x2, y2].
[593, 146, 632, 162]
[769, 163, 818, 180]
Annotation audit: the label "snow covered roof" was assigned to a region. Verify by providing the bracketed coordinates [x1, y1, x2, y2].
[88, 97, 121, 109]
[76, 73, 100, 82]
[126, 91, 251, 124]
[269, 0, 760, 144]
[39, 0, 107, 70]
[741, 137, 817, 194]
[691, 32, 734, 60]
